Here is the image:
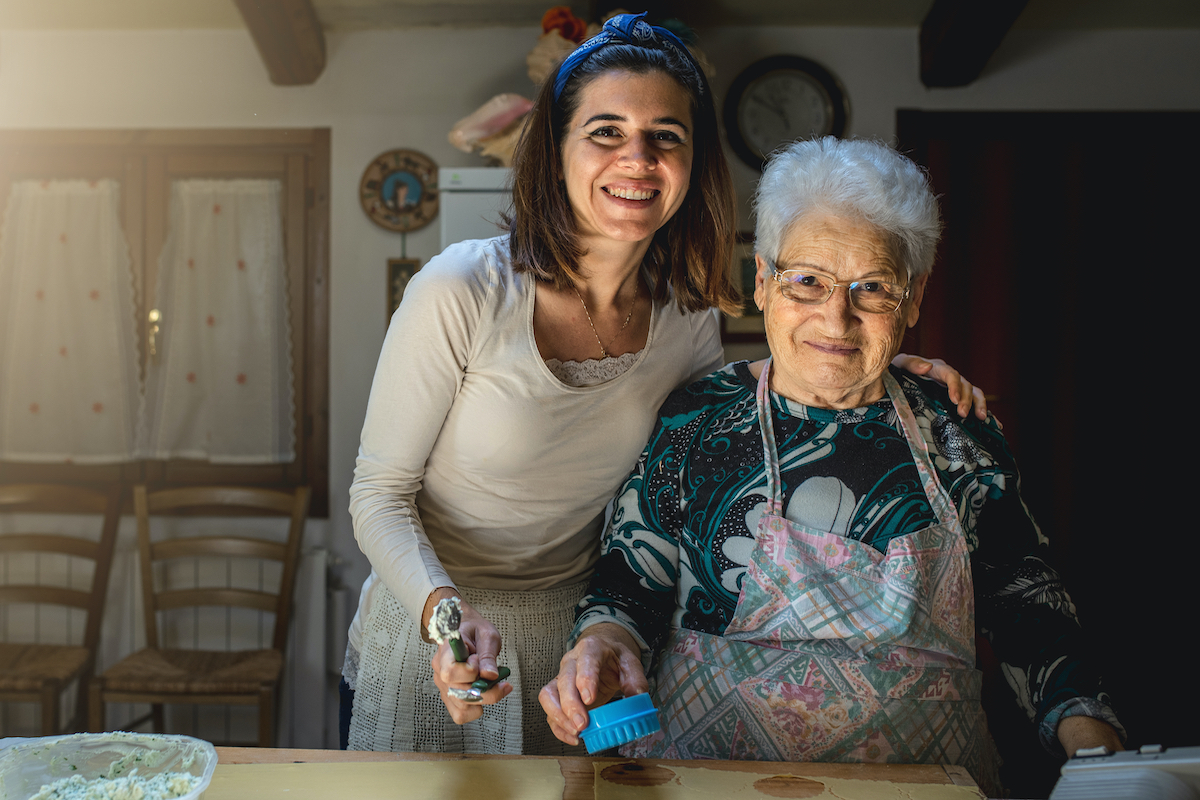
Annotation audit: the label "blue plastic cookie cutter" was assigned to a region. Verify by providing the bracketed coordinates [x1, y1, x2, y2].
[579, 694, 662, 754]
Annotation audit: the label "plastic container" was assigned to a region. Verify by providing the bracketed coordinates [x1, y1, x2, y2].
[579, 693, 662, 754]
[0, 732, 217, 800]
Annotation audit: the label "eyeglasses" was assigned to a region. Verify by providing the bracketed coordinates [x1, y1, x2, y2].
[766, 260, 909, 314]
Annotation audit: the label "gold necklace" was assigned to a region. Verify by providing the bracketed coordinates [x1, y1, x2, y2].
[572, 283, 637, 359]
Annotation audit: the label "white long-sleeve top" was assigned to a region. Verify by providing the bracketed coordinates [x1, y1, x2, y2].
[347, 236, 724, 645]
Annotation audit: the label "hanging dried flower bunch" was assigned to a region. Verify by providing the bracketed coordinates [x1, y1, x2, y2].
[449, 6, 712, 167]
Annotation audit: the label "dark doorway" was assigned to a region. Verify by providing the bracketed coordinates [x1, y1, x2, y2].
[898, 111, 1198, 796]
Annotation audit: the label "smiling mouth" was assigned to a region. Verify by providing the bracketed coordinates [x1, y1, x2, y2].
[808, 342, 860, 356]
[603, 187, 659, 201]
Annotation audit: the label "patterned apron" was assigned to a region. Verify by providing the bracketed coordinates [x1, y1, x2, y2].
[624, 360, 999, 794]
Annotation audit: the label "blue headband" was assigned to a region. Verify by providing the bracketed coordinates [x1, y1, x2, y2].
[552, 12, 706, 102]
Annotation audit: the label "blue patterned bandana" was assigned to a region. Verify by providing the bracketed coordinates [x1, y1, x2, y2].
[552, 12, 705, 102]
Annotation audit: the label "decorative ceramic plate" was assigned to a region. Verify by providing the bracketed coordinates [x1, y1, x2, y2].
[359, 149, 439, 232]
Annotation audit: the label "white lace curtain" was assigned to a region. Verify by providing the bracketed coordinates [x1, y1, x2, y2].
[0, 178, 294, 464]
[0, 180, 142, 463]
[144, 179, 295, 463]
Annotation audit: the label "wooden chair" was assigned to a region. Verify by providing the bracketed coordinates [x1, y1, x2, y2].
[0, 483, 121, 735]
[89, 484, 309, 746]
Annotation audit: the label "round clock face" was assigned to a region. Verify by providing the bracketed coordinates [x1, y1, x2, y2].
[724, 56, 849, 171]
[359, 149, 439, 233]
[740, 72, 833, 157]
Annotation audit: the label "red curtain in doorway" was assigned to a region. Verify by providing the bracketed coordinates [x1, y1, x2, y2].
[898, 111, 1199, 795]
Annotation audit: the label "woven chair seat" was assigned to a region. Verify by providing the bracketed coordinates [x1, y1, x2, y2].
[0, 643, 90, 691]
[102, 648, 283, 694]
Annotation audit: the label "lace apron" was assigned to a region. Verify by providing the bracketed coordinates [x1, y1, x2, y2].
[624, 360, 1000, 794]
[349, 580, 588, 756]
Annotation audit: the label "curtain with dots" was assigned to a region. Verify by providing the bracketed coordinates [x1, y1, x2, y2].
[144, 179, 295, 463]
[0, 179, 142, 462]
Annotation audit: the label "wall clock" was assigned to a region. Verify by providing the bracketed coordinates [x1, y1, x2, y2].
[723, 55, 850, 171]
[359, 149, 439, 232]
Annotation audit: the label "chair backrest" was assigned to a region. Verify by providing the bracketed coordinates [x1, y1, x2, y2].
[0, 484, 122, 655]
[133, 485, 310, 652]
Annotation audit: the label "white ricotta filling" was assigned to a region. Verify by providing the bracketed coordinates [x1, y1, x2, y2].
[28, 768, 201, 800]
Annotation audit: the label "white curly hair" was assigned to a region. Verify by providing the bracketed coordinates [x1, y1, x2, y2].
[753, 136, 942, 278]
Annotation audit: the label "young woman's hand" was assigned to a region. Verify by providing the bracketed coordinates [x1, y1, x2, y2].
[424, 588, 511, 724]
[893, 353, 990, 421]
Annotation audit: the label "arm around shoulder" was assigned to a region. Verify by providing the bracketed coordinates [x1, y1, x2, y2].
[892, 352, 989, 420]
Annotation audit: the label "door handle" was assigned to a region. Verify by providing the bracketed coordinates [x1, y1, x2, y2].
[148, 308, 161, 358]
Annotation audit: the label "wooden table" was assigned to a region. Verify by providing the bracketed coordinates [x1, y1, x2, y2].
[214, 747, 983, 799]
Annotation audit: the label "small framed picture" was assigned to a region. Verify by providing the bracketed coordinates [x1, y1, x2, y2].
[387, 258, 421, 323]
[721, 233, 765, 342]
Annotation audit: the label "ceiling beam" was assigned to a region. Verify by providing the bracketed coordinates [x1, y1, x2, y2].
[919, 0, 1030, 88]
[233, 0, 326, 86]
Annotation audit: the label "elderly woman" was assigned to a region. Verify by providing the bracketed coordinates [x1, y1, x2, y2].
[539, 137, 1123, 791]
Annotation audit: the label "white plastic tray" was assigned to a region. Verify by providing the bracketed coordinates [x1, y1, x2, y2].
[0, 732, 217, 800]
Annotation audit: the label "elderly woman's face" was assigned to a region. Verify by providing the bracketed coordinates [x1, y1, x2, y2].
[754, 214, 927, 408]
[560, 69, 694, 247]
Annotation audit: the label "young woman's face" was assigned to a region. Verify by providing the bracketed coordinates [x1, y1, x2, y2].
[560, 69, 694, 247]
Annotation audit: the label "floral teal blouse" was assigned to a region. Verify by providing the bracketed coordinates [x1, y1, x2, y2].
[575, 362, 1124, 754]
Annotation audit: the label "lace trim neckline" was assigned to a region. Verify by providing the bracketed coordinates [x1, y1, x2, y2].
[546, 350, 643, 387]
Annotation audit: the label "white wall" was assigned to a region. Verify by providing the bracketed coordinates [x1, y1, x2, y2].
[2, 21, 1198, 651]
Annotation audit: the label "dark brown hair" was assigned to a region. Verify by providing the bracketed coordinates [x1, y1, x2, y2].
[508, 43, 741, 315]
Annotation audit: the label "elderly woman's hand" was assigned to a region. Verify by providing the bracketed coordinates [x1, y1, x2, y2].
[1057, 715, 1124, 758]
[892, 353, 990, 421]
[539, 623, 649, 746]
[425, 589, 511, 724]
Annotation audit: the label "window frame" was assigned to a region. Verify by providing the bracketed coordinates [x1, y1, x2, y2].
[0, 129, 330, 516]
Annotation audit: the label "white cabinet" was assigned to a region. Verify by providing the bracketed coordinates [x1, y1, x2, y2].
[438, 167, 512, 250]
